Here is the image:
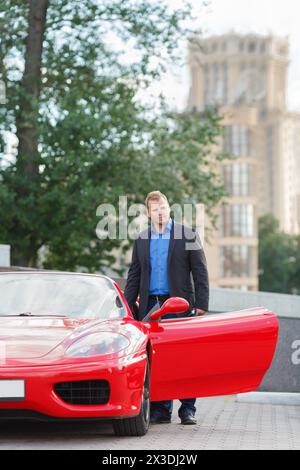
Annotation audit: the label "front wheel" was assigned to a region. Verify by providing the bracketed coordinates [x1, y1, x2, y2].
[112, 359, 150, 436]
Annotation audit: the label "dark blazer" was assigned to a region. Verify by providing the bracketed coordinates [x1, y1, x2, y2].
[124, 221, 209, 320]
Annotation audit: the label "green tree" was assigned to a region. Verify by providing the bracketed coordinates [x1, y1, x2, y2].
[289, 232, 300, 295]
[258, 214, 300, 294]
[0, 0, 228, 273]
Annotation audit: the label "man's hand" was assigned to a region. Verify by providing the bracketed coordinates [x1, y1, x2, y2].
[195, 309, 206, 316]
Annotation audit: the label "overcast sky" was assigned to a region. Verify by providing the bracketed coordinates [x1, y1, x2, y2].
[159, 0, 300, 111]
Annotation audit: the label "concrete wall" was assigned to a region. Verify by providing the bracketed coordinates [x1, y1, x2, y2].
[260, 317, 300, 393]
[0, 245, 10, 267]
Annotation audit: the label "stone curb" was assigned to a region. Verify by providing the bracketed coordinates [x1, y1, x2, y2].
[237, 392, 300, 406]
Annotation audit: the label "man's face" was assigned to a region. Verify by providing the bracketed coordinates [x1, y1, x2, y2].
[148, 198, 170, 227]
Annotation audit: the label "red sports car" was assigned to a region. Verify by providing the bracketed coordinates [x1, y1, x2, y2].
[0, 272, 278, 436]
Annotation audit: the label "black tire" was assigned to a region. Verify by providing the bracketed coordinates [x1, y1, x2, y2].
[112, 359, 150, 437]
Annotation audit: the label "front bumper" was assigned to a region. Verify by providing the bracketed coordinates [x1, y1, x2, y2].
[0, 355, 146, 419]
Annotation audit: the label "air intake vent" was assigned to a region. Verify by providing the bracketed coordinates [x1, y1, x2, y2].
[54, 380, 110, 405]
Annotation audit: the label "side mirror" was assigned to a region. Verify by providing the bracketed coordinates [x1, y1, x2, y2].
[149, 297, 190, 321]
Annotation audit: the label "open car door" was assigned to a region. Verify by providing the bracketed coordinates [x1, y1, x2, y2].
[145, 308, 278, 402]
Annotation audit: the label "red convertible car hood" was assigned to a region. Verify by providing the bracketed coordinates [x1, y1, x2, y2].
[0, 316, 106, 361]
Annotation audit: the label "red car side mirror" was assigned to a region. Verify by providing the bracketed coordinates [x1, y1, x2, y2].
[149, 297, 190, 321]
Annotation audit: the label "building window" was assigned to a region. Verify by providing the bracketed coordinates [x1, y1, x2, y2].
[222, 163, 252, 197]
[266, 126, 274, 212]
[201, 44, 208, 54]
[223, 125, 251, 157]
[221, 204, 255, 238]
[260, 42, 266, 54]
[203, 64, 211, 106]
[249, 42, 256, 53]
[213, 62, 219, 84]
[220, 245, 255, 278]
[223, 62, 228, 104]
[204, 62, 229, 106]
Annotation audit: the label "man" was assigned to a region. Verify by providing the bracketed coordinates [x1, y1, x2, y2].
[124, 191, 209, 425]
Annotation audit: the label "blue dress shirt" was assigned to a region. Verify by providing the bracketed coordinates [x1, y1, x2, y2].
[149, 218, 172, 296]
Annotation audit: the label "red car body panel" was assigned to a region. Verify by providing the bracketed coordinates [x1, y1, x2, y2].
[0, 272, 279, 420]
[148, 308, 278, 401]
[0, 357, 147, 418]
[0, 316, 149, 418]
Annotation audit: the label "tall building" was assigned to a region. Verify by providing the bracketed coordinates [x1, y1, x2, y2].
[188, 33, 300, 291]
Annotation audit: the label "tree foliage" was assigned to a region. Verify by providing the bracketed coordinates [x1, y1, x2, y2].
[258, 214, 300, 295]
[0, 0, 228, 273]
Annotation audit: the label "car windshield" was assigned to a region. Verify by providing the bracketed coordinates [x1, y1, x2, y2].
[0, 273, 126, 320]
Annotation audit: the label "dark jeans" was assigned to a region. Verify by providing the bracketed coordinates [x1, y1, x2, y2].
[147, 295, 197, 418]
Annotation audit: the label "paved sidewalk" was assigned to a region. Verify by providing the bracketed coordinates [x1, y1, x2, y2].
[0, 396, 299, 450]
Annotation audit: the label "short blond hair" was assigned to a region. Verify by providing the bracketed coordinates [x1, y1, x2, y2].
[145, 191, 169, 210]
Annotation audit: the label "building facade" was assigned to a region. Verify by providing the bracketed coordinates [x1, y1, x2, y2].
[188, 33, 300, 291]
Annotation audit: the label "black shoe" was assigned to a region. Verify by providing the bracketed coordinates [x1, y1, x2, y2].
[180, 413, 197, 425]
[150, 413, 171, 424]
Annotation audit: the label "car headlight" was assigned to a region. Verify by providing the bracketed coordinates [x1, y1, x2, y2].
[65, 332, 130, 358]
